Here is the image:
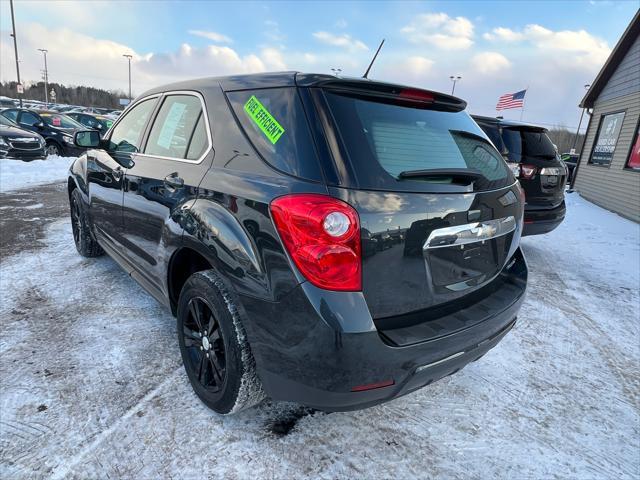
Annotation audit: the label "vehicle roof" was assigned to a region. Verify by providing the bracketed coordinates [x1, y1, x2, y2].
[137, 71, 466, 107]
[471, 114, 547, 131]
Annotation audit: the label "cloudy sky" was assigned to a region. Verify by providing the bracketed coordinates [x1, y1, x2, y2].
[0, 0, 637, 128]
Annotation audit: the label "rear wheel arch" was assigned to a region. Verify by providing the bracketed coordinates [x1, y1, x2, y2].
[167, 245, 218, 315]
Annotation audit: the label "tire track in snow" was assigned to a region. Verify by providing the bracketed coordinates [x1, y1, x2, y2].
[49, 368, 182, 480]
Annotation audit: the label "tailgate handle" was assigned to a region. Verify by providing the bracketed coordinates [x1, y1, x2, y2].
[424, 216, 516, 249]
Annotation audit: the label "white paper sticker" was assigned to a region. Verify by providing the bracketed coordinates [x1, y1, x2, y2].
[157, 102, 187, 149]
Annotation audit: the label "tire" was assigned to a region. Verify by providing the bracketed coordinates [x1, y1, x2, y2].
[177, 270, 266, 414]
[70, 188, 104, 257]
[46, 141, 62, 157]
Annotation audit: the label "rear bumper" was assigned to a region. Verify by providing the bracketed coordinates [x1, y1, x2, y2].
[239, 248, 527, 411]
[523, 200, 566, 236]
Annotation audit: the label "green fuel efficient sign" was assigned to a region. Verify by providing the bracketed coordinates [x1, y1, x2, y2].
[243, 95, 285, 145]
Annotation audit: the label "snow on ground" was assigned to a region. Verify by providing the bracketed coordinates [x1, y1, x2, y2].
[0, 187, 638, 479]
[0, 157, 76, 193]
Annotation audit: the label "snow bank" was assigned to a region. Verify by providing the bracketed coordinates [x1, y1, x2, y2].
[0, 156, 76, 193]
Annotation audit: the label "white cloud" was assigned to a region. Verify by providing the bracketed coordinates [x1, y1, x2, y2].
[263, 20, 285, 42]
[312, 31, 368, 52]
[482, 27, 524, 42]
[404, 56, 435, 76]
[483, 24, 610, 68]
[401, 13, 474, 50]
[188, 30, 233, 43]
[0, 23, 286, 95]
[471, 52, 511, 74]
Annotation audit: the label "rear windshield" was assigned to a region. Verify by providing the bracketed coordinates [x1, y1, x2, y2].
[323, 91, 511, 192]
[502, 128, 557, 163]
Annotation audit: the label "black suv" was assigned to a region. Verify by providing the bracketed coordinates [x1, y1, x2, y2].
[68, 73, 527, 414]
[0, 114, 46, 161]
[473, 116, 566, 236]
[0, 108, 87, 156]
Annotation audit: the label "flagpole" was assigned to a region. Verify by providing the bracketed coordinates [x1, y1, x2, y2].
[520, 86, 529, 121]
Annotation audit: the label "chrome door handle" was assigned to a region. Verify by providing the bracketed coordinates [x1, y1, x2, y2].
[113, 166, 123, 181]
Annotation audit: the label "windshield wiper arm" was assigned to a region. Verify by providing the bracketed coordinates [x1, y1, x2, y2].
[398, 168, 485, 184]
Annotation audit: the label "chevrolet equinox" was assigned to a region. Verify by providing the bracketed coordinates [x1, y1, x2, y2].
[68, 72, 528, 414]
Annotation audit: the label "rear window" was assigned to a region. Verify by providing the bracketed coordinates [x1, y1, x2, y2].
[502, 128, 557, 163]
[324, 91, 511, 191]
[226, 88, 322, 181]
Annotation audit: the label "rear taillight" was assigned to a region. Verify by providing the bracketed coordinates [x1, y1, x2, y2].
[270, 194, 361, 291]
[520, 164, 537, 179]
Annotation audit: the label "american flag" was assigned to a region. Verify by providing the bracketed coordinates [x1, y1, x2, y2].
[496, 89, 527, 110]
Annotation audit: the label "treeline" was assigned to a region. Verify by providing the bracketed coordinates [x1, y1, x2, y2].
[547, 128, 585, 154]
[0, 81, 127, 109]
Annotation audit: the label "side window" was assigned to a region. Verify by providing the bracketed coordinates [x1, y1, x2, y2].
[109, 98, 156, 153]
[20, 111, 41, 126]
[2, 110, 18, 121]
[186, 114, 208, 160]
[145, 95, 205, 159]
[226, 88, 322, 180]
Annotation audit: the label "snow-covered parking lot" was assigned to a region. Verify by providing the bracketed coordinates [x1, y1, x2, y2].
[0, 158, 639, 479]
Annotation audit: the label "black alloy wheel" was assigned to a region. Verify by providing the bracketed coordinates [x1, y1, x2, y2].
[177, 270, 266, 414]
[182, 297, 227, 393]
[70, 188, 103, 257]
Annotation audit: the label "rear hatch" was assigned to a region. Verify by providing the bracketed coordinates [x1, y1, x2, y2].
[501, 126, 566, 209]
[307, 81, 524, 321]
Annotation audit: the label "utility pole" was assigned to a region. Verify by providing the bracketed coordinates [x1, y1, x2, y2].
[38, 48, 49, 106]
[331, 68, 342, 76]
[9, 0, 23, 107]
[572, 84, 591, 153]
[123, 54, 133, 101]
[449, 75, 461, 95]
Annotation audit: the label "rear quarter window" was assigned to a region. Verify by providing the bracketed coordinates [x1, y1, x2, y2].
[226, 88, 322, 181]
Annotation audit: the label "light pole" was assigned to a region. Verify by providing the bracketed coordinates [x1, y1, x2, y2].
[123, 54, 133, 101]
[38, 48, 49, 106]
[572, 83, 591, 153]
[331, 67, 342, 76]
[9, 0, 23, 107]
[449, 75, 461, 95]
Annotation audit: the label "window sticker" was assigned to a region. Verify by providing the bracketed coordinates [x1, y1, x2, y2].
[52, 116, 61, 127]
[157, 102, 187, 149]
[243, 95, 285, 144]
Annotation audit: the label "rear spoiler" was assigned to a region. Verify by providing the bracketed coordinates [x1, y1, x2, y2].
[297, 75, 467, 112]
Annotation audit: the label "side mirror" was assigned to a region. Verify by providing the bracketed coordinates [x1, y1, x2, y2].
[74, 130, 101, 148]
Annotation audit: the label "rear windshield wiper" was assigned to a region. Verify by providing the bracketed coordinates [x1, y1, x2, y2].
[398, 168, 485, 184]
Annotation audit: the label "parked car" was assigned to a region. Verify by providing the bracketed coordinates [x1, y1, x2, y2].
[561, 152, 579, 183]
[0, 108, 88, 156]
[68, 73, 527, 414]
[0, 97, 17, 108]
[0, 114, 46, 161]
[473, 116, 566, 236]
[67, 112, 114, 137]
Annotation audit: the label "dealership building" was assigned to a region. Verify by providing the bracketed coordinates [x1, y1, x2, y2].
[571, 10, 640, 222]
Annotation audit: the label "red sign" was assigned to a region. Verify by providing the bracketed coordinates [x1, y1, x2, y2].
[628, 129, 640, 169]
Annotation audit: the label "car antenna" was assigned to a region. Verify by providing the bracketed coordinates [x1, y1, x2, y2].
[363, 39, 385, 79]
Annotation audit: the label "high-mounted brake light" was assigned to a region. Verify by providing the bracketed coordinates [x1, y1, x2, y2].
[270, 194, 361, 291]
[398, 88, 434, 102]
